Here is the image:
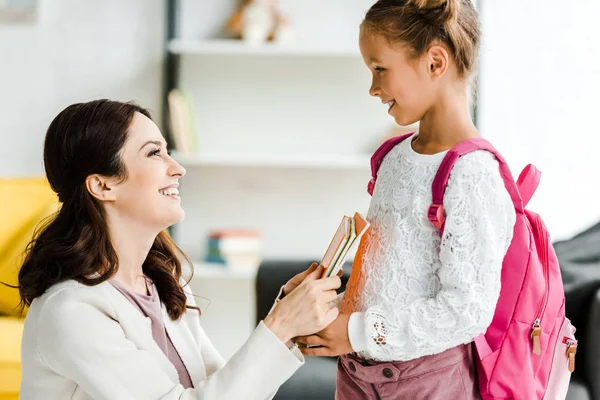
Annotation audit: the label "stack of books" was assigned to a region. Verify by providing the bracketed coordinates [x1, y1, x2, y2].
[205, 230, 262, 270]
[168, 89, 198, 156]
[320, 212, 370, 278]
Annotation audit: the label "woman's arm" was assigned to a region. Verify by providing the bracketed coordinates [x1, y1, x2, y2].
[35, 269, 340, 400]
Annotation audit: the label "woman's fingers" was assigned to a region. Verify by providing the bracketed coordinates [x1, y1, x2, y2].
[299, 262, 318, 280]
[323, 289, 339, 303]
[303, 264, 325, 284]
[311, 275, 341, 291]
[323, 306, 340, 326]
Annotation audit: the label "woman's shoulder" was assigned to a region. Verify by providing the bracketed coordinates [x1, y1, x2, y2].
[27, 279, 115, 322]
[23, 280, 117, 364]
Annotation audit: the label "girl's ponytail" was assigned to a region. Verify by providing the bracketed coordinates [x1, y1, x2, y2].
[408, 0, 460, 26]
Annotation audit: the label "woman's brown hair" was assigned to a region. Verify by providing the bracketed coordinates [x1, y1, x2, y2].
[362, 0, 481, 77]
[16, 99, 196, 320]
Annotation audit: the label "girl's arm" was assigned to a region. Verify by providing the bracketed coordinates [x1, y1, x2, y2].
[347, 151, 516, 360]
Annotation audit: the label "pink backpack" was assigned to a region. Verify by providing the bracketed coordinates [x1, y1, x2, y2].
[368, 134, 577, 399]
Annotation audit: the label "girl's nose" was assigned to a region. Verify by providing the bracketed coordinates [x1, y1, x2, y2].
[369, 80, 381, 97]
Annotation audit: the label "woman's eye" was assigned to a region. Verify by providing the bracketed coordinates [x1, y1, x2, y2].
[149, 149, 161, 157]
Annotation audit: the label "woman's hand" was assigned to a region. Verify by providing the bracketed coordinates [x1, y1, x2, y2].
[264, 265, 341, 343]
[282, 262, 344, 297]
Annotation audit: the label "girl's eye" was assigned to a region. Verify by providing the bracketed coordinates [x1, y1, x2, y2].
[149, 149, 161, 157]
[375, 67, 385, 74]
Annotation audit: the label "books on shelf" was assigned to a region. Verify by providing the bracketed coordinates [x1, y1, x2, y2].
[320, 212, 370, 278]
[168, 89, 198, 155]
[205, 229, 262, 270]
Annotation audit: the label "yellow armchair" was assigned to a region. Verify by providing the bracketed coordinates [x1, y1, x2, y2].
[0, 178, 58, 400]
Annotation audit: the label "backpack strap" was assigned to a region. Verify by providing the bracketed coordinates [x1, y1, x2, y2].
[368, 133, 415, 195]
[516, 164, 541, 208]
[429, 138, 525, 230]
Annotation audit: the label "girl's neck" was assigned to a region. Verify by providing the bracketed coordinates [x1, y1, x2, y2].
[412, 88, 479, 155]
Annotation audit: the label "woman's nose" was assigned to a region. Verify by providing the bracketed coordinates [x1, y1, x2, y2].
[169, 157, 186, 177]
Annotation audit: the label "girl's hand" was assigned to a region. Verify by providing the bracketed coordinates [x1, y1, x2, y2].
[282, 263, 344, 297]
[264, 266, 342, 343]
[294, 312, 353, 357]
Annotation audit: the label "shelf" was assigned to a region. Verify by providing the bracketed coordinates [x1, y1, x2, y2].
[172, 152, 371, 170]
[192, 262, 258, 279]
[168, 39, 361, 58]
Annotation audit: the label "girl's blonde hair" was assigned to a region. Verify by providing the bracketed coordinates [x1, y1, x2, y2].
[362, 0, 481, 77]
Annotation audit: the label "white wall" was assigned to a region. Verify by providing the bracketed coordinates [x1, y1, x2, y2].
[478, 0, 600, 242]
[0, 0, 165, 176]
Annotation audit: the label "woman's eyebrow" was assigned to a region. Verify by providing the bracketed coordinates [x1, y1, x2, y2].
[139, 140, 164, 151]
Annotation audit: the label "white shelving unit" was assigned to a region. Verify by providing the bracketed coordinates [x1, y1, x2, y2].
[172, 152, 371, 170]
[168, 38, 361, 58]
[169, 0, 383, 360]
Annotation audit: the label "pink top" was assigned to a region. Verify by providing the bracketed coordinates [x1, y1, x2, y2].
[110, 277, 194, 389]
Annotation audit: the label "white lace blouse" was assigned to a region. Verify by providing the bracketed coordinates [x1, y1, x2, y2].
[346, 133, 516, 362]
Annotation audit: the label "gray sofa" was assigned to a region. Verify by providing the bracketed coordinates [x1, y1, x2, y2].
[255, 223, 600, 400]
[256, 260, 352, 400]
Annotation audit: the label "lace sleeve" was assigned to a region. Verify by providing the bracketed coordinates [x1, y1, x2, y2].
[347, 151, 516, 360]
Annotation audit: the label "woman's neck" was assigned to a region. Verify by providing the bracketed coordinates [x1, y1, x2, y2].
[105, 212, 157, 294]
[413, 87, 479, 155]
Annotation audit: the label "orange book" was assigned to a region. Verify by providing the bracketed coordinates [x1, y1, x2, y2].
[320, 213, 370, 278]
[320, 216, 351, 274]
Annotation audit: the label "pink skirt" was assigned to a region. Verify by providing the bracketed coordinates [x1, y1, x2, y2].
[336, 343, 480, 400]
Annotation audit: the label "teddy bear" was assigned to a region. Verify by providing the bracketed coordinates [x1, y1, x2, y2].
[226, 0, 294, 46]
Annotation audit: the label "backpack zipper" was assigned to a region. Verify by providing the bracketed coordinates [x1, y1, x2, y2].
[530, 215, 550, 355]
[562, 337, 577, 372]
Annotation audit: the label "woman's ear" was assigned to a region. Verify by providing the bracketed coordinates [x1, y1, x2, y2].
[85, 174, 117, 202]
[427, 45, 449, 78]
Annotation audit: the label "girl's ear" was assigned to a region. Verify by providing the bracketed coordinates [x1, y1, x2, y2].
[427, 45, 449, 78]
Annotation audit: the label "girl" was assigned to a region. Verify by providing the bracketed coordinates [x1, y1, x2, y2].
[17, 99, 341, 400]
[297, 0, 516, 398]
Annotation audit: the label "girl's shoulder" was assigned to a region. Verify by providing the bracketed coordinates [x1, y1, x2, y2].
[450, 149, 501, 178]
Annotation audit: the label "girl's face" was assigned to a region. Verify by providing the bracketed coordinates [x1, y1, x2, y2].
[107, 112, 186, 231]
[359, 27, 438, 126]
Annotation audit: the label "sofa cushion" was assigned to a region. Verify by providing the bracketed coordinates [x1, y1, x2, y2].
[274, 356, 337, 400]
[0, 178, 57, 316]
[583, 288, 600, 398]
[566, 374, 591, 400]
[0, 317, 24, 397]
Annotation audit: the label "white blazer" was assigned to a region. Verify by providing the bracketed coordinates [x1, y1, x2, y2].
[19, 280, 304, 400]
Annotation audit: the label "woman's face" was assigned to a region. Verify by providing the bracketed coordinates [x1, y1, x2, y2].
[108, 112, 186, 230]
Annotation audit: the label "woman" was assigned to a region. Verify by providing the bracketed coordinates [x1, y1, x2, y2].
[17, 99, 341, 400]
